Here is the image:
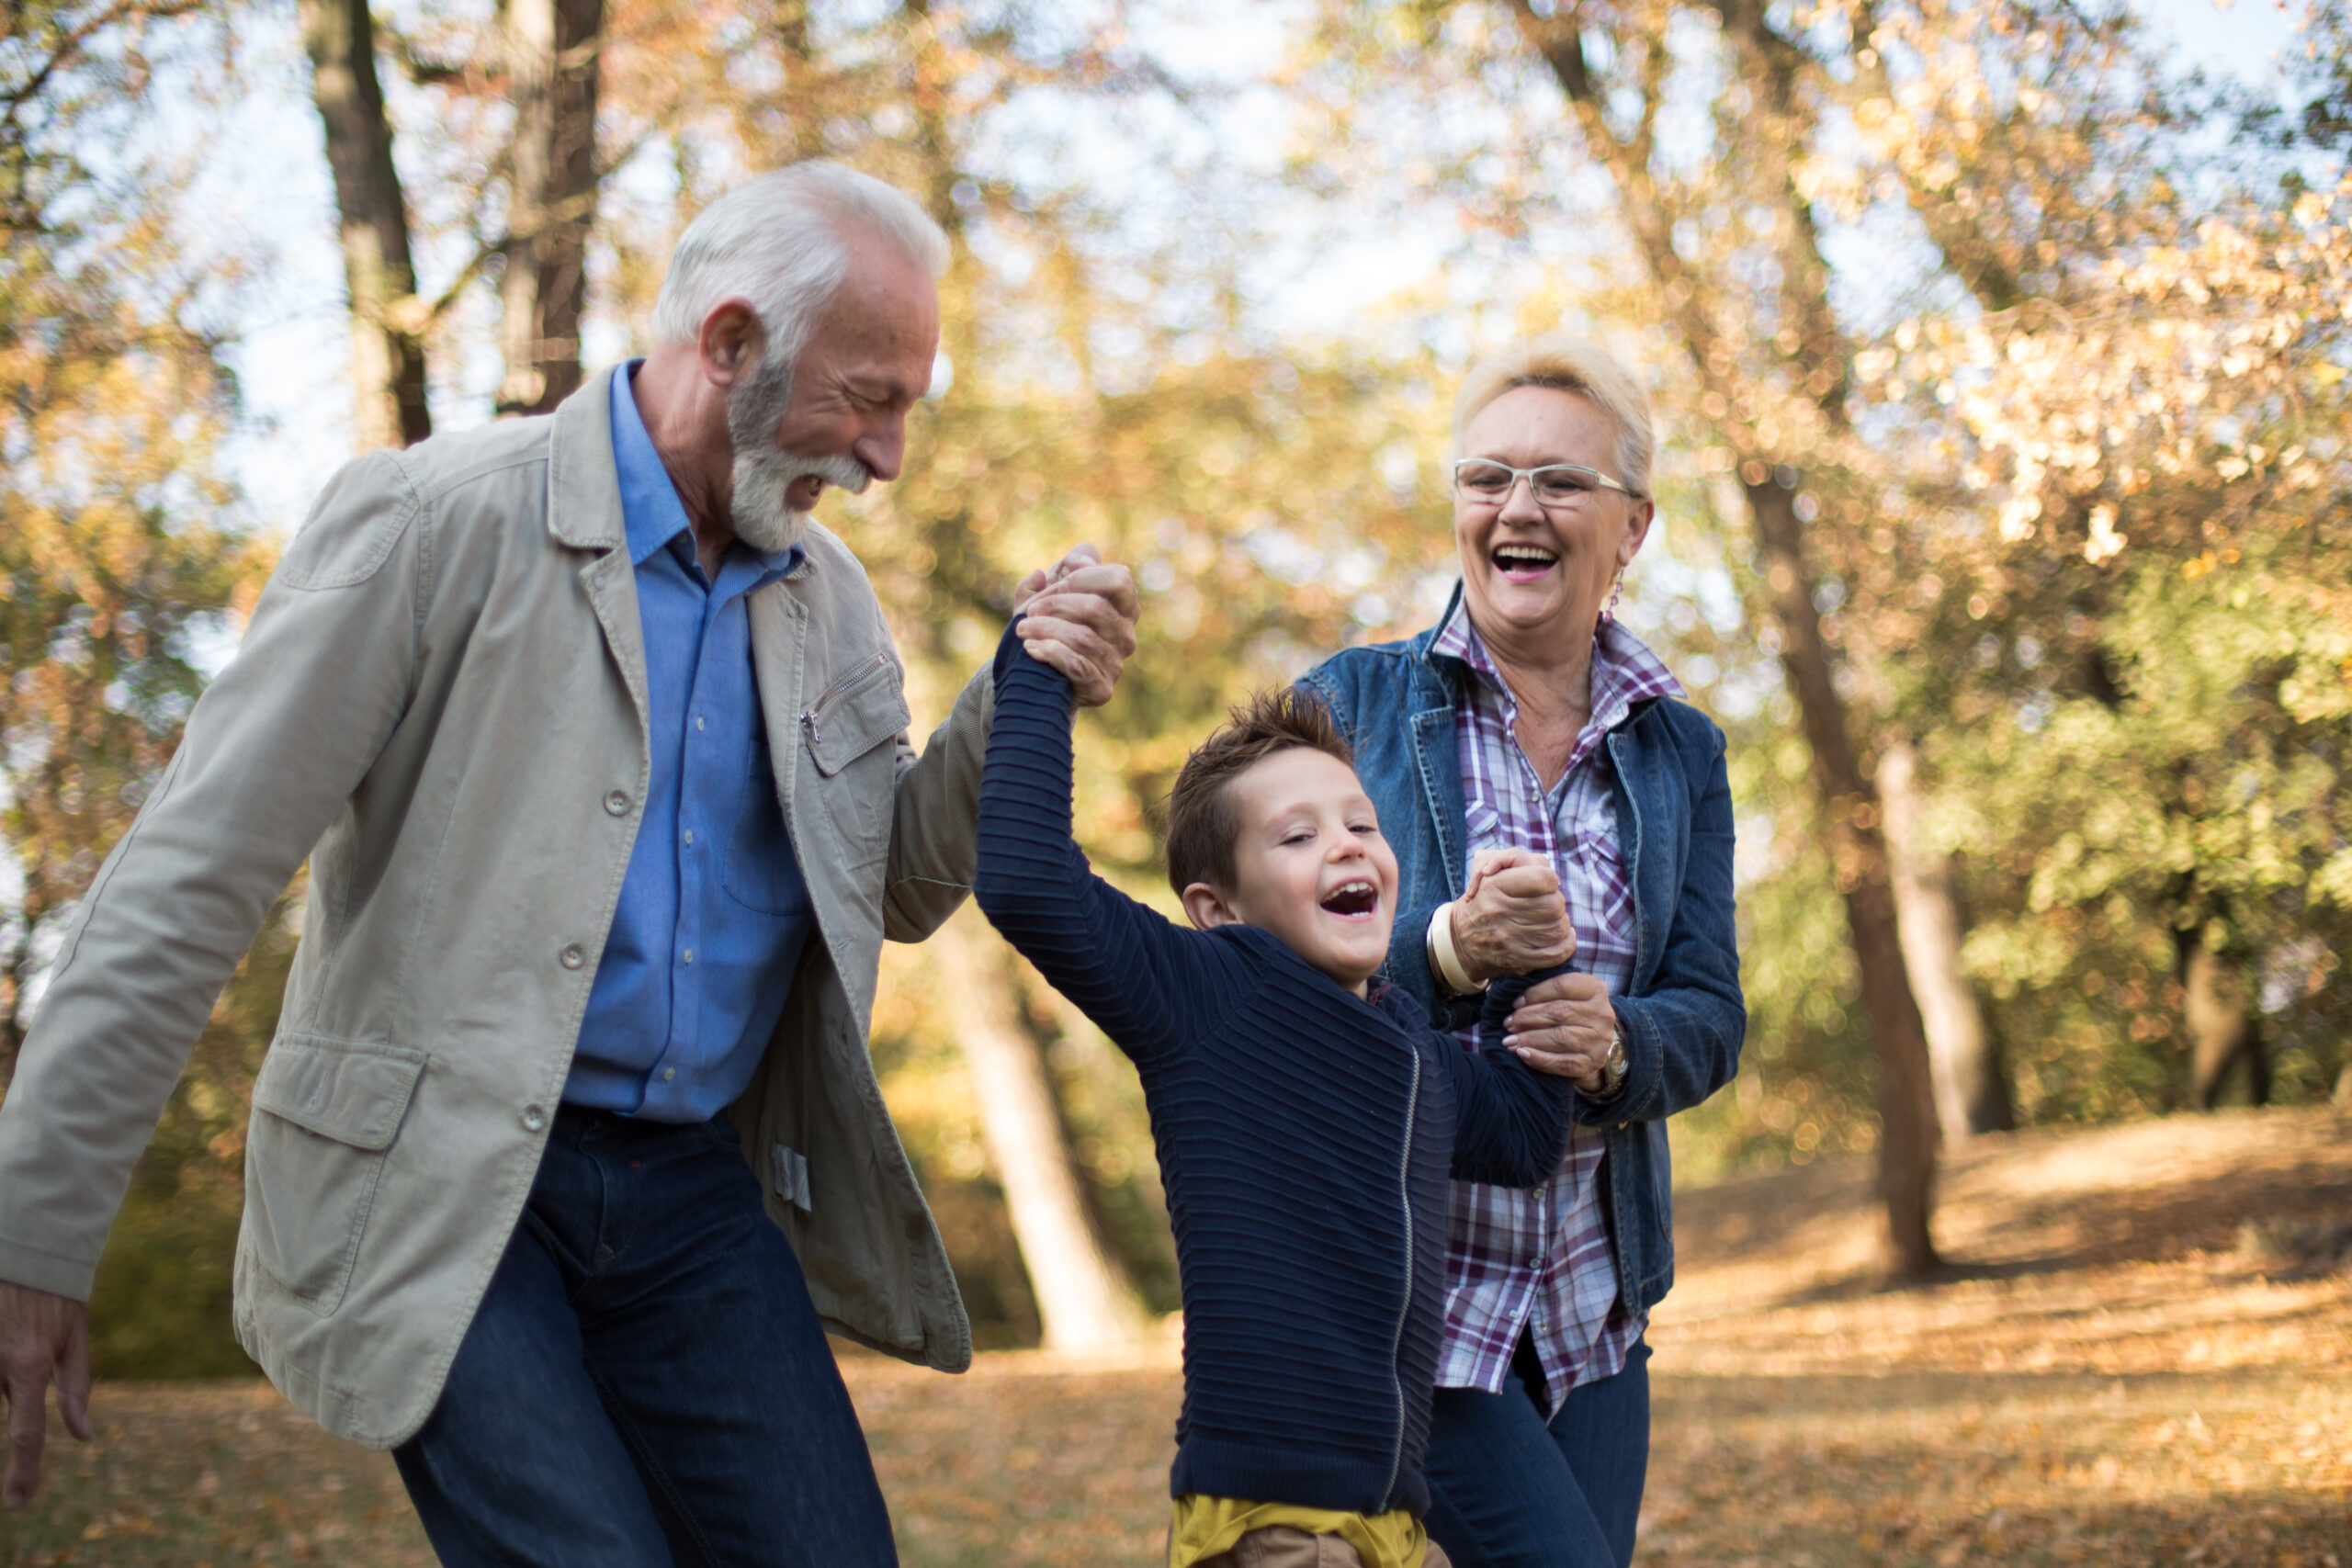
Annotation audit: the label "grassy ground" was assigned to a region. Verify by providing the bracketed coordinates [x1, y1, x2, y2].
[6, 1107, 2347, 1566]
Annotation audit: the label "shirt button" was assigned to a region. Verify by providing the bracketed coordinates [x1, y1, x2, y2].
[682, 948, 695, 964]
[559, 943, 586, 970]
[605, 789, 630, 816]
[521, 1104, 548, 1133]
[682, 829, 695, 846]
[695, 716, 706, 732]
[662, 1067, 677, 1083]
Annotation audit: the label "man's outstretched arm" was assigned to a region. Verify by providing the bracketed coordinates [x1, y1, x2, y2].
[0, 450, 425, 1506]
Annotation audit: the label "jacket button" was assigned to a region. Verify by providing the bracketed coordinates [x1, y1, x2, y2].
[605, 789, 630, 816]
[522, 1104, 548, 1133]
[560, 942, 586, 969]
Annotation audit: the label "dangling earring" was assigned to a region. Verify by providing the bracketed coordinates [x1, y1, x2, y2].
[1601, 571, 1623, 625]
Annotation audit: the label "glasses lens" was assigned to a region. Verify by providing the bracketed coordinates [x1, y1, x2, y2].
[1456, 461, 1515, 497]
[1532, 468, 1600, 505]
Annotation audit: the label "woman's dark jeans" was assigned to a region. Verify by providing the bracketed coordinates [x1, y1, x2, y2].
[1423, 1337, 1651, 1568]
[391, 1106, 897, 1567]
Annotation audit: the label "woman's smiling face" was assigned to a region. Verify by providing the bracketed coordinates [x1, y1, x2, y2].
[1453, 385, 1654, 659]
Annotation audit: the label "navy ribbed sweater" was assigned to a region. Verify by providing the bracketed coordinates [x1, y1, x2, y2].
[973, 629, 1572, 1517]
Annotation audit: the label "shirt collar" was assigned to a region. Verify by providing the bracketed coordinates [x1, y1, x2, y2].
[608, 359, 801, 580]
[1430, 591, 1685, 728]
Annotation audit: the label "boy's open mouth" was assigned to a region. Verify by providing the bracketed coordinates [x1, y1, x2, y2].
[1491, 542, 1559, 581]
[1319, 880, 1379, 917]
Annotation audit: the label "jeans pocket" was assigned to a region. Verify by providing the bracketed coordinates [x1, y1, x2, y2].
[243, 1035, 427, 1314]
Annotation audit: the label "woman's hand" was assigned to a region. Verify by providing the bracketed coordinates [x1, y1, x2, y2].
[1505, 972, 1617, 1094]
[1449, 847, 1577, 983]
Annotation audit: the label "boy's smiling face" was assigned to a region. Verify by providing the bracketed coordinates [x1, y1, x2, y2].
[1179, 747, 1399, 997]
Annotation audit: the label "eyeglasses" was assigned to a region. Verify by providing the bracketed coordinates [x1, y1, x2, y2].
[1452, 459, 1640, 508]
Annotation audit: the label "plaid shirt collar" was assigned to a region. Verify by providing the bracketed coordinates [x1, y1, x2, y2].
[1430, 600, 1685, 752]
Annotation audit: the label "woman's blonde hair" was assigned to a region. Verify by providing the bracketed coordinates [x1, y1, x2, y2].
[1452, 333, 1655, 498]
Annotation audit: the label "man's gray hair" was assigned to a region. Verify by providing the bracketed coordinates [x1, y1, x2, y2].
[650, 162, 951, 358]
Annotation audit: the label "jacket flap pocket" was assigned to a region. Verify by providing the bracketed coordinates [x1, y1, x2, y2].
[252, 1036, 428, 1151]
[805, 655, 910, 777]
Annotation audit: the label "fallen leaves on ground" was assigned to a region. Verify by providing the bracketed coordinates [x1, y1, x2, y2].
[6, 1108, 2347, 1566]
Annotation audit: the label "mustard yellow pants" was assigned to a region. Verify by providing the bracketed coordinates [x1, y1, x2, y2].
[1193, 1526, 1455, 1568]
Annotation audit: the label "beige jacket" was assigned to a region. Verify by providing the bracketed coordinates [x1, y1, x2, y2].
[0, 367, 984, 1447]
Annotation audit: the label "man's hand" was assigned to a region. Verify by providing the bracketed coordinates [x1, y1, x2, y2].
[1012, 544, 1139, 708]
[1451, 847, 1577, 984]
[1, 1280, 92, 1508]
[1504, 971, 1617, 1093]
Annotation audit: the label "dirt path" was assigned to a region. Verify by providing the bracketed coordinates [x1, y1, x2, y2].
[6, 1108, 2347, 1566]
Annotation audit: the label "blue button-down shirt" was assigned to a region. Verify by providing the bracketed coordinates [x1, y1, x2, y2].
[565, 363, 812, 1120]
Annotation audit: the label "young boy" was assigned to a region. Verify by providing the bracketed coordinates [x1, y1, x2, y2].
[974, 619, 1573, 1568]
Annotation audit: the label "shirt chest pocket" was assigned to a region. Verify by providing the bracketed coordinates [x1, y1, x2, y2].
[797, 651, 910, 866]
[720, 709, 808, 915]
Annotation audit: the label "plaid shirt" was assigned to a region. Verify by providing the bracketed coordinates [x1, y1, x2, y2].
[1430, 603, 1684, 1410]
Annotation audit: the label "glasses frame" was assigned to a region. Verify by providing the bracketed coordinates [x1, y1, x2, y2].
[1452, 458, 1642, 507]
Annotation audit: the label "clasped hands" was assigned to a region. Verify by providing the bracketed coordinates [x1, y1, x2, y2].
[1451, 847, 1619, 1095]
[1009, 544, 1138, 707]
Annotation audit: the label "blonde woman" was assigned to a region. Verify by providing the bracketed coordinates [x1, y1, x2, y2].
[1301, 334, 1745, 1568]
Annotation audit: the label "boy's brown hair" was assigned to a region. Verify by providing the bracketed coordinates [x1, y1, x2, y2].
[1166, 687, 1356, 896]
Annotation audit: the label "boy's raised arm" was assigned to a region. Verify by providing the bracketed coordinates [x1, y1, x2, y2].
[973, 622, 1235, 1062]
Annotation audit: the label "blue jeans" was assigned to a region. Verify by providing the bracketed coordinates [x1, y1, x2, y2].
[1422, 1337, 1651, 1568]
[391, 1107, 897, 1567]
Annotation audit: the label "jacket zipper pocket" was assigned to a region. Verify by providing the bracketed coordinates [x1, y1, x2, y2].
[800, 650, 896, 752]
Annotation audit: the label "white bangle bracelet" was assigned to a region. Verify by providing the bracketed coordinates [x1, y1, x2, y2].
[1427, 900, 1487, 996]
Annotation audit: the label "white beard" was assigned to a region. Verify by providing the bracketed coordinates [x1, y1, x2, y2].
[725, 359, 873, 555]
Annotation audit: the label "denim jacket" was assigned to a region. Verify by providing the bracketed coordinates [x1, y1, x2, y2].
[1301, 585, 1746, 1314]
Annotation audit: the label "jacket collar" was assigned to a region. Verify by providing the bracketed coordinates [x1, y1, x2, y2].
[546, 365, 628, 553]
[1408, 578, 1469, 677]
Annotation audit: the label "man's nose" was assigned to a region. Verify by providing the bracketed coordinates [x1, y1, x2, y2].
[853, 413, 907, 484]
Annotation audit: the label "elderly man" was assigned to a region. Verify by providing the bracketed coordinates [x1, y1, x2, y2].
[0, 162, 1137, 1565]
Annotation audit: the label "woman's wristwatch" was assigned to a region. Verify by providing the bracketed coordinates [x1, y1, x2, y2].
[1597, 1021, 1630, 1096]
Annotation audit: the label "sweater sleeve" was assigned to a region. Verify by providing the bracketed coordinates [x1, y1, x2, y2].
[972, 622, 1234, 1064]
[1437, 986, 1576, 1187]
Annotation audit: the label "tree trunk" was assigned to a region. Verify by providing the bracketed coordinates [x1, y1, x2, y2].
[933, 908, 1149, 1352]
[2180, 940, 2266, 1110]
[1878, 739, 2013, 1141]
[497, 0, 602, 415]
[299, 0, 431, 448]
[1503, 0, 1941, 1280]
[1745, 480, 1942, 1278]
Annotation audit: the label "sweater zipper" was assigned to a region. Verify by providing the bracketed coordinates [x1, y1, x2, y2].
[1380, 1043, 1421, 1509]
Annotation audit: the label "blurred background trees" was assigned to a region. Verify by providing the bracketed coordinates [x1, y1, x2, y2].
[0, 0, 2344, 1361]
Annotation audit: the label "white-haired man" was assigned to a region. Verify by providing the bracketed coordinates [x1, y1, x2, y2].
[0, 162, 1138, 1564]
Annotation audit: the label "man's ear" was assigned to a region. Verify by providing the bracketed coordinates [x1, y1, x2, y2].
[697, 299, 763, 391]
[1182, 881, 1241, 931]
